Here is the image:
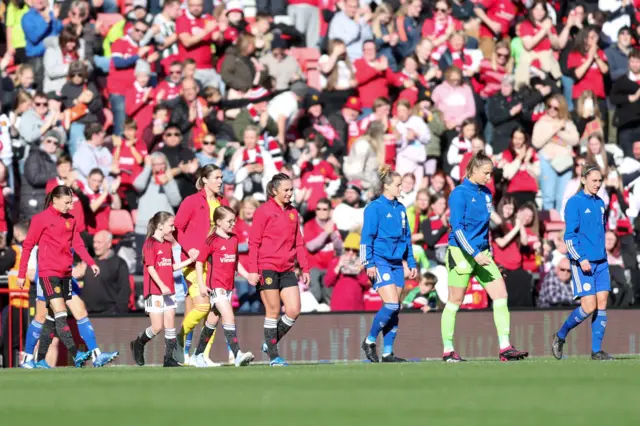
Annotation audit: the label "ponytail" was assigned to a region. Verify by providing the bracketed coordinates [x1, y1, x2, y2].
[45, 185, 73, 208]
[378, 164, 400, 194]
[465, 150, 493, 178]
[195, 164, 222, 191]
[266, 173, 292, 199]
[146, 211, 174, 240]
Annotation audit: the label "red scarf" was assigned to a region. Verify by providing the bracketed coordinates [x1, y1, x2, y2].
[450, 46, 472, 70]
[191, 97, 208, 150]
[63, 50, 79, 64]
[247, 104, 283, 170]
[241, 145, 264, 167]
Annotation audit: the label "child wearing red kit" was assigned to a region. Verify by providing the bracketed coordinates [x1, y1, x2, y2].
[192, 205, 254, 368]
[130, 211, 194, 367]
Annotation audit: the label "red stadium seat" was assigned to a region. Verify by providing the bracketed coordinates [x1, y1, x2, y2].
[290, 47, 320, 73]
[102, 108, 113, 131]
[306, 68, 322, 91]
[96, 13, 124, 37]
[128, 275, 137, 311]
[109, 209, 134, 235]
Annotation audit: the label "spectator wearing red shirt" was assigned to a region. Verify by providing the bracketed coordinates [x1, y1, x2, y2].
[567, 27, 609, 132]
[420, 194, 450, 265]
[107, 19, 159, 136]
[516, 0, 572, 86]
[234, 197, 261, 313]
[84, 169, 122, 235]
[497, 127, 540, 206]
[358, 97, 397, 166]
[303, 198, 343, 305]
[518, 202, 541, 274]
[324, 232, 369, 311]
[459, 136, 496, 195]
[353, 41, 403, 113]
[176, 0, 221, 89]
[112, 122, 148, 209]
[45, 154, 87, 235]
[156, 61, 183, 102]
[297, 141, 341, 211]
[473, 0, 517, 58]
[422, 0, 464, 61]
[125, 61, 161, 143]
[474, 40, 511, 100]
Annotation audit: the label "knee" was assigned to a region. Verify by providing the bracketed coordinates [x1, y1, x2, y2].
[151, 325, 163, 335]
[581, 298, 597, 315]
[285, 306, 300, 320]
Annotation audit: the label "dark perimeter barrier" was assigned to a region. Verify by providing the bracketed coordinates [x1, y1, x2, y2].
[89, 310, 640, 365]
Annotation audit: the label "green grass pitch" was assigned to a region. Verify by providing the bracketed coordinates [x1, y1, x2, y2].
[2, 358, 639, 426]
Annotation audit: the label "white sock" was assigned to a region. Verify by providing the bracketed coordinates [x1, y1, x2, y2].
[499, 336, 511, 350]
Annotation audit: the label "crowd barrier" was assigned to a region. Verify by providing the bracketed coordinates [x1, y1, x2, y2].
[82, 310, 640, 365]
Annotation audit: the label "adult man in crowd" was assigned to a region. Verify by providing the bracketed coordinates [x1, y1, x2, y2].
[82, 230, 131, 315]
[537, 258, 574, 308]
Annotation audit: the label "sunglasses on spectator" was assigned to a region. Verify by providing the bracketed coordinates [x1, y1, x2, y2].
[345, 248, 358, 253]
[497, 52, 509, 58]
[165, 132, 181, 137]
[44, 138, 58, 145]
[558, 268, 570, 272]
[435, 7, 448, 12]
[70, 73, 84, 78]
[133, 27, 147, 33]
[35, 102, 48, 107]
[169, 70, 182, 75]
[547, 104, 559, 111]
[202, 140, 216, 145]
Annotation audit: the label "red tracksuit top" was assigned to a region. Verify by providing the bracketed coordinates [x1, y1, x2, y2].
[248, 198, 309, 274]
[174, 190, 228, 263]
[18, 206, 95, 279]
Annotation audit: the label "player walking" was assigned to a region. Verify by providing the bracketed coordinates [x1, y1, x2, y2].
[130, 211, 194, 367]
[552, 165, 612, 360]
[17, 186, 99, 368]
[442, 152, 529, 362]
[247, 173, 310, 367]
[192, 206, 254, 367]
[360, 165, 417, 363]
[175, 164, 227, 366]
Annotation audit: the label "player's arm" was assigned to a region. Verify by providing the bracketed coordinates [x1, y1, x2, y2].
[194, 244, 211, 292]
[147, 266, 171, 293]
[402, 207, 417, 269]
[174, 200, 194, 255]
[173, 258, 194, 270]
[18, 220, 45, 280]
[295, 219, 310, 273]
[360, 204, 379, 267]
[564, 198, 584, 261]
[72, 224, 96, 267]
[449, 191, 479, 257]
[236, 262, 250, 280]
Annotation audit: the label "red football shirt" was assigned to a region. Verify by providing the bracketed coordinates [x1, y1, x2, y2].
[502, 149, 539, 193]
[143, 238, 175, 296]
[234, 219, 251, 269]
[197, 232, 238, 291]
[108, 36, 143, 96]
[84, 188, 111, 235]
[478, 0, 517, 38]
[300, 160, 339, 211]
[114, 140, 148, 187]
[491, 223, 523, 271]
[46, 178, 86, 233]
[567, 50, 607, 99]
[518, 20, 556, 52]
[303, 218, 339, 270]
[176, 10, 215, 69]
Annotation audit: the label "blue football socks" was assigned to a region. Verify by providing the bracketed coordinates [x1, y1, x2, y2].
[591, 310, 607, 353]
[558, 306, 590, 340]
[366, 303, 400, 344]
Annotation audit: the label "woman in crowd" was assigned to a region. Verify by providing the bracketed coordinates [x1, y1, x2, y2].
[572, 90, 605, 147]
[344, 120, 385, 193]
[532, 94, 579, 211]
[44, 26, 90, 94]
[371, 3, 399, 72]
[319, 39, 357, 115]
[518, 202, 541, 275]
[446, 118, 477, 181]
[432, 66, 476, 145]
[498, 127, 540, 206]
[420, 193, 449, 266]
[585, 134, 615, 179]
[234, 197, 262, 313]
[247, 173, 310, 367]
[324, 232, 370, 311]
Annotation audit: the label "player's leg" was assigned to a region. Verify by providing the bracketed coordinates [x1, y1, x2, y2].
[202, 310, 220, 362]
[441, 247, 472, 362]
[591, 262, 612, 360]
[177, 282, 210, 364]
[131, 296, 163, 366]
[67, 294, 119, 367]
[260, 271, 285, 365]
[22, 299, 47, 368]
[481, 262, 528, 361]
[46, 277, 90, 367]
[277, 272, 301, 343]
[181, 275, 194, 359]
[362, 266, 400, 363]
[192, 310, 221, 367]
[553, 260, 596, 359]
[216, 292, 253, 367]
[380, 268, 407, 362]
[163, 297, 180, 367]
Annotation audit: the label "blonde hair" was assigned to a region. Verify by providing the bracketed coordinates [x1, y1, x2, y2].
[378, 164, 401, 193]
[371, 3, 395, 39]
[209, 205, 236, 236]
[547, 94, 570, 120]
[145, 211, 174, 240]
[240, 197, 260, 220]
[362, 120, 386, 166]
[585, 134, 609, 176]
[465, 150, 493, 178]
[14, 63, 34, 86]
[491, 40, 513, 73]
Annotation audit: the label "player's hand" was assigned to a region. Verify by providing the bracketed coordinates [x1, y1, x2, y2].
[17, 278, 25, 288]
[302, 272, 310, 285]
[579, 259, 592, 274]
[366, 266, 377, 281]
[409, 268, 418, 280]
[199, 285, 210, 298]
[187, 248, 199, 262]
[160, 285, 171, 295]
[474, 253, 491, 266]
[247, 273, 260, 286]
[91, 264, 100, 276]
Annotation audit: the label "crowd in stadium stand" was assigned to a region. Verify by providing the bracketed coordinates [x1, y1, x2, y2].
[1, 0, 640, 323]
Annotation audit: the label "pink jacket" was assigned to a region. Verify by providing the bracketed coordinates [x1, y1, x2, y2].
[431, 81, 476, 127]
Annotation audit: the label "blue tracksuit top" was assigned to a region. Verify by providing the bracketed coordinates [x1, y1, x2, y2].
[360, 195, 416, 269]
[564, 191, 607, 262]
[448, 179, 492, 257]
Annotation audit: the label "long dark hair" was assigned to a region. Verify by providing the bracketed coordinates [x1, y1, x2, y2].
[146, 211, 174, 240]
[195, 164, 222, 191]
[45, 185, 73, 208]
[266, 173, 292, 199]
[573, 26, 598, 56]
[526, 0, 548, 24]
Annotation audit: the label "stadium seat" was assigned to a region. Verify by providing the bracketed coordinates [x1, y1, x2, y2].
[306, 68, 322, 91]
[128, 275, 137, 312]
[96, 13, 124, 37]
[109, 209, 134, 235]
[103, 108, 113, 131]
[290, 47, 320, 73]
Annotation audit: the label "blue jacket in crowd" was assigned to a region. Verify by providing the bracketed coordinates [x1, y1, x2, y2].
[22, 8, 63, 58]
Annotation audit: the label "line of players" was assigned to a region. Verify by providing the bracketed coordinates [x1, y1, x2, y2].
[17, 157, 611, 368]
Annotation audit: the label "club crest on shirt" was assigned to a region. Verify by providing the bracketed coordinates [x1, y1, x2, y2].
[65, 220, 71, 229]
[55, 287, 61, 294]
[289, 213, 295, 221]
